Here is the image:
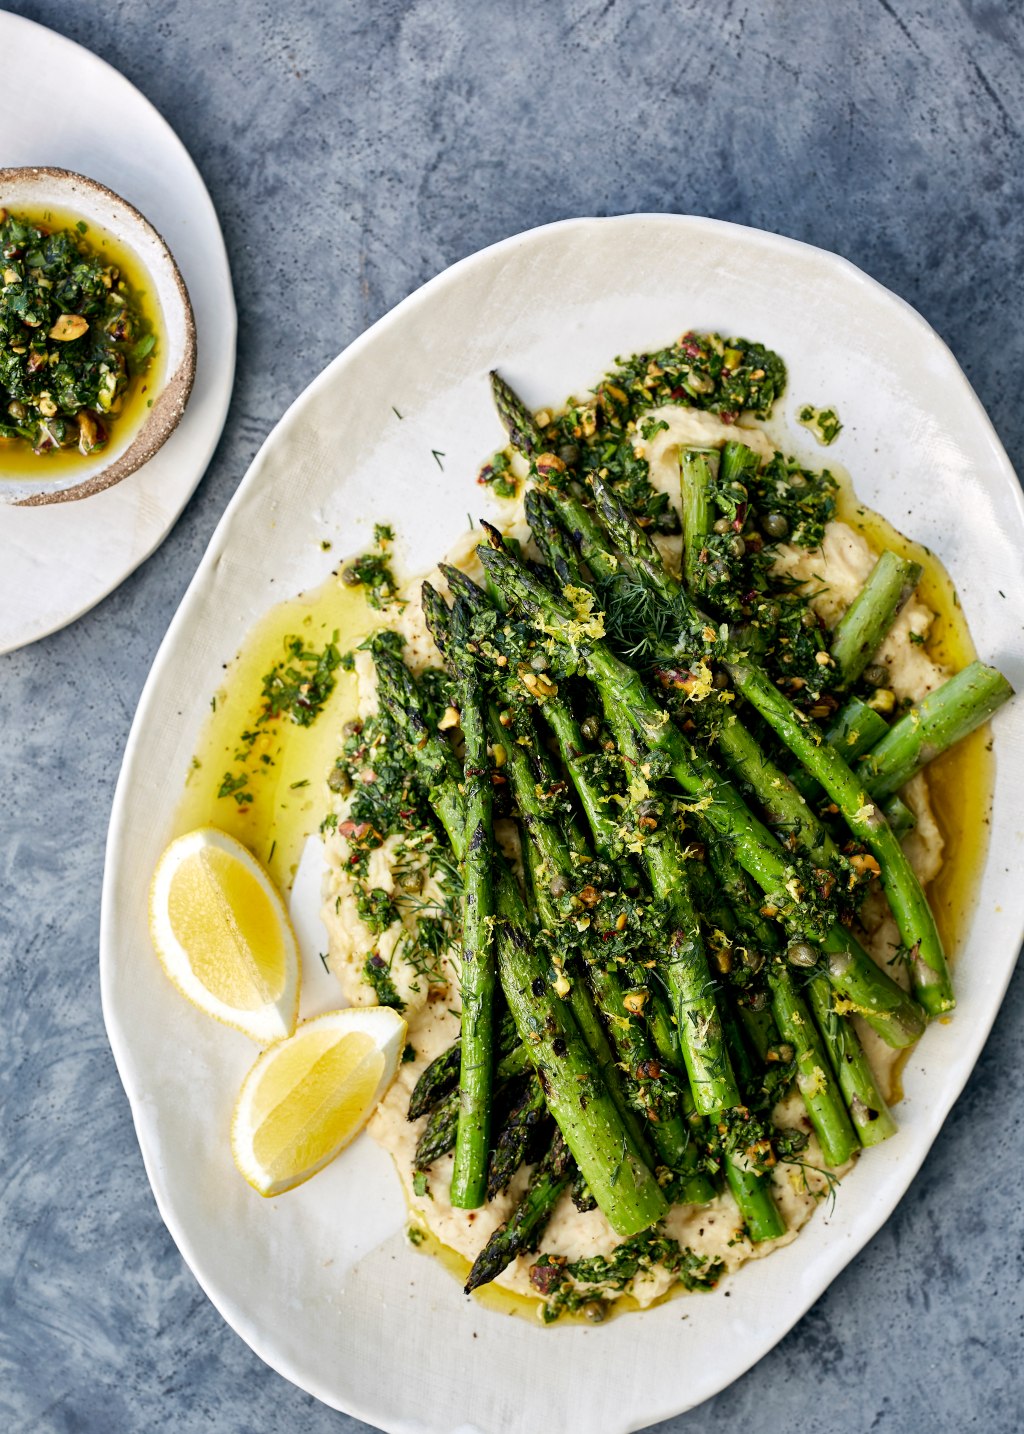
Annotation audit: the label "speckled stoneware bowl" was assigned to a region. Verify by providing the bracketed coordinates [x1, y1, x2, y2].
[0, 166, 196, 505]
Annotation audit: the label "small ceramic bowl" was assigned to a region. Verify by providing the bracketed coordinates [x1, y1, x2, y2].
[0, 166, 196, 505]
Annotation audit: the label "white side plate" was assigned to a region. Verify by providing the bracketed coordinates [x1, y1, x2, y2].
[0, 12, 235, 652]
[101, 215, 1024, 1434]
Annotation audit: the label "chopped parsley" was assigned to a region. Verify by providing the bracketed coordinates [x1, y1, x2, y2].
[342, 525, 399, 609]
[477, 447, 518, 500]
[531, 1230, 725, 1322]
[260, 633, 342, 727]
[362, 952, 404, 1011]
[798, 404, 843, 446]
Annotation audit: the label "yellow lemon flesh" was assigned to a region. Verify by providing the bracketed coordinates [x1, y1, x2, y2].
[232, 1007, 407, 1196]
[150, 827, 300, 1043]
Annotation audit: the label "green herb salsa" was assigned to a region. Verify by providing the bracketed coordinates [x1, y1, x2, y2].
[0, 205, 159, 470]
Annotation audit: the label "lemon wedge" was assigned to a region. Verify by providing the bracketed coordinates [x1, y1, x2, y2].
[149, 826, 300, 1043]
[231, 1007, 406, 1196]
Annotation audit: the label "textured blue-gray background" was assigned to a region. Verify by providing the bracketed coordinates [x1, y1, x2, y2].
[2, 2, 1022, 1430]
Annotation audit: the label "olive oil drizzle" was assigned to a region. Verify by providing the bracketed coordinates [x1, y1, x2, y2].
[175, 574, 378, 891]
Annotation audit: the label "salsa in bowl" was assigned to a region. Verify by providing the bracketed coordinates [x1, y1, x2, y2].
[0, 167, 196, 504]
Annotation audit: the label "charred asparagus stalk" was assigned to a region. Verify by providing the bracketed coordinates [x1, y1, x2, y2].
[465, 1130, 574, 1293]
[449, 670, 497, 1208]
[408, 1011, 517, 1121]
[859, 661, 1013, 800]
[829, 550, 924, 688]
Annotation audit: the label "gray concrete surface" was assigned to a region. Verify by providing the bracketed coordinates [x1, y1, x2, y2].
[1, 2, 1022, 1430]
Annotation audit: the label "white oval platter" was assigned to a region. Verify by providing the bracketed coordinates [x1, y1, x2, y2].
[101, 214, 1024, 1434]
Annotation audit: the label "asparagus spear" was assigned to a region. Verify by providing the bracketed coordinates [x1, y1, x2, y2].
[467, 509, 639, 882]
[465, 1130, 573, 1293]
[373, 642, 667, 1235]
[826, 697, 890, 754]
[408, 1011, 517, 1121]
[487, 1077, 548, 1199]
[602, 702, 741, 1117]
[571, 1169, 598, 1212]
[415, 1088, 460, 1169]
[415, 1045, 531, 1169]
[680, 447, 721, 593]
[884, 795, 916, 840]
[476, 525, 925, 1049]
[859, 660, 1013, 800]
[448, 669, 497, 1208]
[489, 370, 543, 457]
[408, 1039, 463, 1121]
[830, 550, 923, 688]
[806, 977, 897, 1146]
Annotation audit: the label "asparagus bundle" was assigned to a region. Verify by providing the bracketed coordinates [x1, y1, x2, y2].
[337, 349, 1011, 1312]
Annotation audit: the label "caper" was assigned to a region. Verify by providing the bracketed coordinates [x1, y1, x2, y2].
[727, 535, 746, 558]
[580, 715, 600, 742]
[558, 442, 580, 467]
[712, 671, 729, 690]
[748, 989, 768, 1012]
[713, 518, 731, 535]
[530, 651, 550, 672]
[550, 873, 570, 898]
[801, 609, 819, 629]
[342, 719, 363, 737]
[867, 687, 896, 715]
[788, 472, 807, 489]
[741, 946, 764, 973]
[787, 940, 818, 968]
[761, 512, 789, 539]
[862, 664, 889, 688]
[341, 565, 361, 587]
[327, 766, 352, 794]
[582, 1300, 607, 1324]
[7, 399, 26, 421]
